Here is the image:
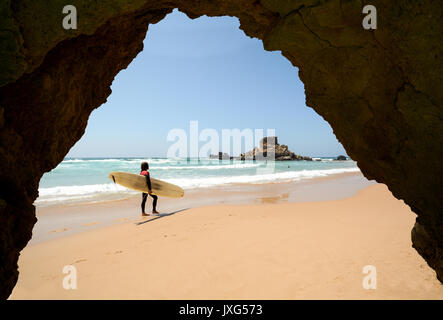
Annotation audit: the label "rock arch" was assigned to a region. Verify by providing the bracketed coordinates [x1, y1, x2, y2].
[0, 1, 441, 298]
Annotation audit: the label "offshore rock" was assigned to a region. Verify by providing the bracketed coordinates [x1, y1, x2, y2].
[241, 137, 312, 161]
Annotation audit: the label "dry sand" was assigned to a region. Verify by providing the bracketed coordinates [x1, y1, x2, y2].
[10, 184, 443, 299]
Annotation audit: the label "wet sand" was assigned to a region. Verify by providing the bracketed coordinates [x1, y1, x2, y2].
[30, 172, 372, 244]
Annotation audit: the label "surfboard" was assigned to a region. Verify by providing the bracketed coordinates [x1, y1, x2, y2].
[108, 171, 184, 198]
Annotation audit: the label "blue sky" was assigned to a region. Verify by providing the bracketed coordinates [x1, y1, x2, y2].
[67, 10, 347, 158]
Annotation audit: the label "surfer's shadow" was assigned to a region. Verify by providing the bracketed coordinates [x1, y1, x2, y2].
[135, 208, 190, 226]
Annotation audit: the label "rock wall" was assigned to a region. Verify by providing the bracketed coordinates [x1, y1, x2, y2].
[0, 0, 442, 298]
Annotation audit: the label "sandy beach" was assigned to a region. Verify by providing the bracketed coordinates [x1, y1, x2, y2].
[10, 174, 443, 299]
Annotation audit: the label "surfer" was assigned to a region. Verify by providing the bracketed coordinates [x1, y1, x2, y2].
[140, 161, 159, 216]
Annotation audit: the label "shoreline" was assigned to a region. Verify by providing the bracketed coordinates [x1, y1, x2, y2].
[12, 182, 443, 299]
[36, 170, 365, 211]
[35, 160, 359, 208]
[31, 172, 373, 245]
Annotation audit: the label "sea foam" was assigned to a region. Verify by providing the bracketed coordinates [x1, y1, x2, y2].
[36, 167, 359, 206]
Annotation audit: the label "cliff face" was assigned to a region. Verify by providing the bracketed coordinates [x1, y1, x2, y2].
[241, 137, 312, 160]
[0, 0, 442, 298]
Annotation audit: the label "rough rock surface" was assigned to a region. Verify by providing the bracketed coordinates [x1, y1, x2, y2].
[241, 137, 312, 160]
[0, 0, 442, 298]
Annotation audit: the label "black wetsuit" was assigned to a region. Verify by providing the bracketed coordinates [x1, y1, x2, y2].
[141, 172, 157, 213]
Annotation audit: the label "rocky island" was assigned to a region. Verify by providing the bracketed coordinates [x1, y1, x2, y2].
[240, 137, 312, 161]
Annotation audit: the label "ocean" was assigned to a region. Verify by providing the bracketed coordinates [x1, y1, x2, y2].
[36, 157, 360, 207]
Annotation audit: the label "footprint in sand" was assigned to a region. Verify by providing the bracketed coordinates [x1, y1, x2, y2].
[114, 217, 130, 223]
[114, 250, 123, 254]
[259, 196, 280, 204]
[82, 222, 99, 227]
[73, 258, 87, 264]
[50, 228, 68, 233]
[259, 193, 289, 204]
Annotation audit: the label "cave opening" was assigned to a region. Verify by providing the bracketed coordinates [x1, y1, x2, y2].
[33, 9, 355, 208]
[1, 1, 441, 299]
